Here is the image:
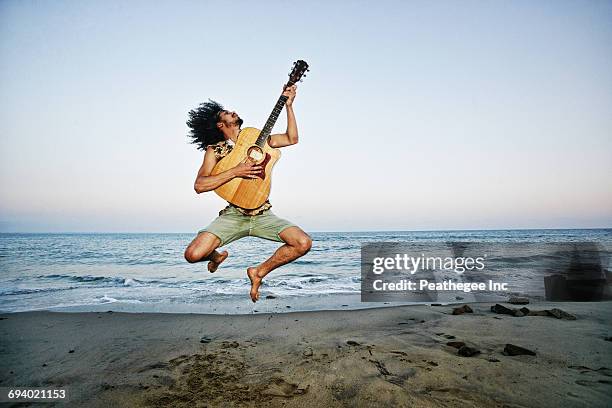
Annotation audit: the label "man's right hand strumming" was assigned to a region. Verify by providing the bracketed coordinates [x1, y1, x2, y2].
[194, 151, 263, 193]
[232, 160, 262, 179]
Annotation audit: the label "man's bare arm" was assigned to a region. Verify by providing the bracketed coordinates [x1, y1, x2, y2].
[269, 85, 298, 148]
[194, 147, 262, 194]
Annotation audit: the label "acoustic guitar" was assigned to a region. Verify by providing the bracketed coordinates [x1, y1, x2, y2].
[210, 60, 309, 209]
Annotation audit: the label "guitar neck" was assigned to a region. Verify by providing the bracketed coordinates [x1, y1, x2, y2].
[255, 94, 289, 147]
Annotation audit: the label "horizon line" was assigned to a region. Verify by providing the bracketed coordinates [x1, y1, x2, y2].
[0, 226, 611, 235]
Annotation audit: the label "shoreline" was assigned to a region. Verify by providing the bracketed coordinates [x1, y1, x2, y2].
[1, 301, 611, 407]
[0, 291, 512, 316]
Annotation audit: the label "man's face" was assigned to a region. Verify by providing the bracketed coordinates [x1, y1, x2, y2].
[217, 110, 243, 129]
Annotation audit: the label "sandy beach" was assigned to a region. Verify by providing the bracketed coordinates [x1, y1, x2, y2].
[1, 301, 611, 407]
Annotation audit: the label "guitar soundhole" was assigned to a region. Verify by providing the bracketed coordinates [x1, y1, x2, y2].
[247, 146, 264, 163]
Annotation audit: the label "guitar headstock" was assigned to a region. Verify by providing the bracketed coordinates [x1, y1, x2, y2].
[287, 60, 310, 86]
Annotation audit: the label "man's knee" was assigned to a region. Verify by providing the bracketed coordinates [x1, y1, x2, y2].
[184, 247, 200, 263]
[295, 234, 312, 255]
[184, 234, 219, 263]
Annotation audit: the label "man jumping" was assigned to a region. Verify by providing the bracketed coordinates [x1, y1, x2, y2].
[183, 85, 312, 302]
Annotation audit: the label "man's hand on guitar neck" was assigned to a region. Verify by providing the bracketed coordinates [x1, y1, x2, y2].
[283, 84, 297, 107]
[269, 85, 299, 148]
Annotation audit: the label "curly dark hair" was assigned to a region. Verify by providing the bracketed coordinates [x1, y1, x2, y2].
[186, 100, 225, 151]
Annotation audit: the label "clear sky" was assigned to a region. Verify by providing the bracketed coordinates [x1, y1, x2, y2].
[1, 0, 611, 233]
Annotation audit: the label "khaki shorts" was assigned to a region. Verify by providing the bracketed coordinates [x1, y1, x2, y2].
[198, 206, 297, 247]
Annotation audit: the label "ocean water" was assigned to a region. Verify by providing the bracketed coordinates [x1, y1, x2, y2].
[1, 229, 611, 314]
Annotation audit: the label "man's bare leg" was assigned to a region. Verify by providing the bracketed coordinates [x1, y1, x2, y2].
[184, 232, 228, 272]
[247, 227, 312, 302]
[206, 250, 228, 273]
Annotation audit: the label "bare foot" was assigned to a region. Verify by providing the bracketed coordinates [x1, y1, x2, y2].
[208, 250, 228, 273]
[247, 267, 263, 302]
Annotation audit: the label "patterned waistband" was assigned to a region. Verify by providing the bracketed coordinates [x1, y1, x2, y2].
[226, 201, 272, 216]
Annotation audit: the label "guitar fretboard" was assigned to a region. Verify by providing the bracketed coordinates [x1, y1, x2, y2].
[256, 94, 289, 147]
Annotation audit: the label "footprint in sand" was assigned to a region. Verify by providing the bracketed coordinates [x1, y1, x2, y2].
[261, 377, 308, 397]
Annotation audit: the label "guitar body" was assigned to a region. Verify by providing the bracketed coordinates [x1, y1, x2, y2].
[211, 127, 281, 209]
